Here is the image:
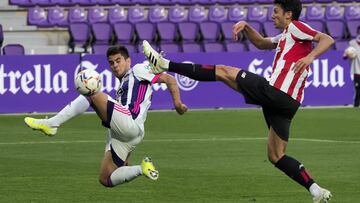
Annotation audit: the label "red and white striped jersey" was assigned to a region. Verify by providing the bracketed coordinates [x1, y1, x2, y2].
[270, 20, 318, 103]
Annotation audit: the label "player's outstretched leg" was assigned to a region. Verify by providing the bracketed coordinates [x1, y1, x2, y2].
[141, 157, 159, 180]
[24, 117, 58, 136]
[312, 186, 332, 203]
[143, 40, 216, 81]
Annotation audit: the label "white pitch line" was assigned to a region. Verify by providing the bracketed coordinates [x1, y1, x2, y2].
[0, 137, 359, 145]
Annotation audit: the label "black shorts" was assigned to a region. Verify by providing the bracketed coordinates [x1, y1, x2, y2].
[235, 70, 300, 141]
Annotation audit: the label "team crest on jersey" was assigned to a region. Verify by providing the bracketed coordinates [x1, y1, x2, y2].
[174, 73, 199, 91]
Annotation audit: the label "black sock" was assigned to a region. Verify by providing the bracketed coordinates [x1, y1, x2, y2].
[168, 62, 216, 81]
[275, 155, 315, 190]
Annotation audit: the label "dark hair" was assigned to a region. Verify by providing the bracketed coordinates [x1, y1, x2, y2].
[106, 45, 130, 59]
[274, 0, 302, 20]
[357, 26, 360, 34]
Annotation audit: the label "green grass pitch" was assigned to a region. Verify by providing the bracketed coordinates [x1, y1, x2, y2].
[0, 108, 359, 202]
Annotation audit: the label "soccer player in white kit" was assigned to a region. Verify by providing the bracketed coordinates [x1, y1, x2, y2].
[143, 0, 334, 202]
[24, 45, 188, 187]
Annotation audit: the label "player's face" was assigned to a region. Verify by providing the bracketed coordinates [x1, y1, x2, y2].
[108, 53, 131, 78]
[271, 5, 291, 29]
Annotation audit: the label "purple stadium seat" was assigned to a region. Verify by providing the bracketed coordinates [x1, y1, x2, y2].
[160, 43, 181, 53]
[69, 7, 87, 23]
[173, 0, 195, 5]
[194, 0, 216, 5]
[182, 43, 202, 53]
[228, 5, 247, 22]
[88, 7, 108, 24]
[69, 23, 90, 49]
[326, 21, 345, 40]
[72, 0, 93, 6]
[345, 5, 360, 21]
[203, 43, 225, 53]
[316, 0, 332, 3]
[114, 22, 134, 44]
[0, 24, 3, 48]
[178, 22, 199, 42]
[299, 7, 306, 21]
[189, 5, 207, 23]
[225, 42, 246, 52]
[221, 22, 240, 41]
[215, 0, 233, 5]
[48, 7, 68, 27]
[111, 0, 134, 5]
[208, 5, 227, 23]
[169, 6, 188, 23]
[154, 0, 177, 5]
[347, 21, 360, 38]
[123, 44, 137, 53]
[267, 6, 273, 21]
[306, 21, 324, 33]
[27, 7, 51, 27]
[306, 4, 325, 21]
[200, 22, 220, 42]
[247, 6, 267, 22]
[108, 6, 127, 24]
[92, 23, 112, 45]
[31, 0, 52, 6]
[2, 44, 25, 55]
[9, 0, 32, 7]
[149, 6, 168, 23]
[325, 5, 344, 20]
[257, 0, 272, 4]
[135, 23, 156, 42]
[157, 22, 177, 42]
[50, 0, 75, 6]
[133, 0, 156, 5]
[334, 40, 349, 51]
[234, 0, 255, 4]
[92, 44, 108, 54]
[248, 21, 262, 33]
[336, 0, 353, 2]
[90, 0, 113, 5]
[264, 21, 281, 37]
[128, 6, 147, 23]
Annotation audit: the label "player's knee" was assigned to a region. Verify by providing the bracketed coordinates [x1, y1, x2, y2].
[267, 151, 283, 164]
[99, 175, 114, 187]
[215, 65, 240, 81]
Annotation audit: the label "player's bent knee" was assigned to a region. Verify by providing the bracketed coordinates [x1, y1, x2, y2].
[215, 65, 241, 81]
[267, 152, 283, 164]
[99, 176, 114, 188]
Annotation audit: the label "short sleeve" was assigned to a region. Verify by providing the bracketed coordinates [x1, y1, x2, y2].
[289, 21, 318, 41]
[271, 34, 282, 44]
[132, 62, 162, 84]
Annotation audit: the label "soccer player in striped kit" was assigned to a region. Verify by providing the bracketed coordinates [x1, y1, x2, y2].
[24, 45, 188, 187]
[143, 0, 334, 201]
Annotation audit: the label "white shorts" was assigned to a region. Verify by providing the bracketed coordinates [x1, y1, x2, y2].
[103, 97, 144, 161]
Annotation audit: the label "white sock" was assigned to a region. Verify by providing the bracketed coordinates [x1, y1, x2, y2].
[110, 165, 142, 186]
[47, 95, 90, 127]
[309, 183, 322, 197]
[162, 57, 170, 70]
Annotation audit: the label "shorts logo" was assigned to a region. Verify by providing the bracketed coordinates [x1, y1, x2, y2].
[241, 72, 246, 79]
[175, 73, 199, 91]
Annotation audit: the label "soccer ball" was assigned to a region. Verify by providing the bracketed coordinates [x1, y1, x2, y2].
[75, 69, 102, 96]
[344, 46, 357, 59]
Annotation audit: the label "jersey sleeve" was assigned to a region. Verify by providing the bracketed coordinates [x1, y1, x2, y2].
[289, 21, 318, 41]
[271, 34, 282, 44]
[132, 62, 162, 84]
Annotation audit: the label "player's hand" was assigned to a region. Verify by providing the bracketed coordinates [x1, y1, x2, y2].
[293, 55, 314, 74]
[174, 102, 188, 115]
[232, 21, 247, 41]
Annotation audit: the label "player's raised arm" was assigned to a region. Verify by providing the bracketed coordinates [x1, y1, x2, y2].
[156, 73, 188, 115]
[232, 21, 276, 50]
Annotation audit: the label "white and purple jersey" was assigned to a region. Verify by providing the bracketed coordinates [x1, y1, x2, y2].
[115, 62, 161, 127]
